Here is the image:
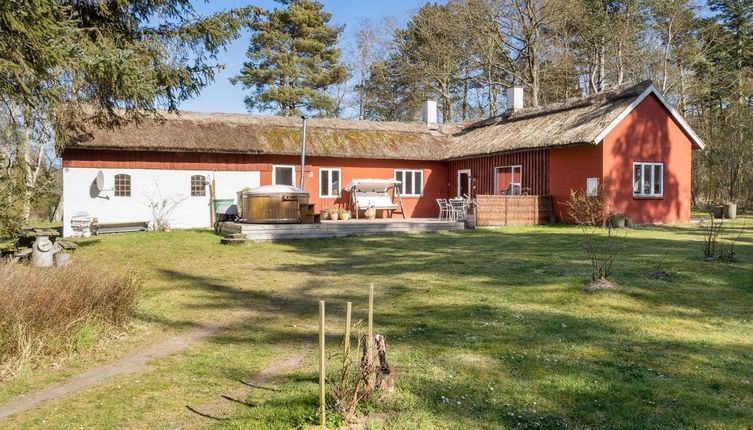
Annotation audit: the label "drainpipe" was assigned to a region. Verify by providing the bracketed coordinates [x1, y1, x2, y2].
[300, 116, 307, 189]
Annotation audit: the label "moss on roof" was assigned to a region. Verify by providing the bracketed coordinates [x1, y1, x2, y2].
[67, 81, 655, 160]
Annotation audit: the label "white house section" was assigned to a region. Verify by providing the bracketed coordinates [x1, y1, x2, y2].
[62, 167, 260, 237]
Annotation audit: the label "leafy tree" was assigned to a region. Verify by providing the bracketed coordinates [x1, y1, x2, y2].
[232, 0, 347, 116]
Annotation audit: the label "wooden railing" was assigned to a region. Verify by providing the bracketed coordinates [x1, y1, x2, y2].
[475, 195, 554, 226]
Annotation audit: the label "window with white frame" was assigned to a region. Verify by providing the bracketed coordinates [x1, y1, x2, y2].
[320, 168, 341, 197]
[586, 177, 599, 197]
[633, 162, 664, 197]
[273, 165, 296, 186]
[394, 169, 423, 196]
[494, 165, 522, 195]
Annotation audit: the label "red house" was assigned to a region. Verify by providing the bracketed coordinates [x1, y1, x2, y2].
[61, 80, 704, 236]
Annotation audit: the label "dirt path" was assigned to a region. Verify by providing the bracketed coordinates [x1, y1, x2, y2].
[0, 310, 250, 421]
[183, 349, 309, 424]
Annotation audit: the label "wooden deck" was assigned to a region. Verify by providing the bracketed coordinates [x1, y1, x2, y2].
[218, 218, 465, 241]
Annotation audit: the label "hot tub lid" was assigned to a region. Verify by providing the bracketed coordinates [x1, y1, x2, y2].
[242, 184, 308, 195]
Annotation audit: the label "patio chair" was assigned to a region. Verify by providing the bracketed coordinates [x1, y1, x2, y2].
[436, 199, 451, 221]
[449, 198, 466, 221]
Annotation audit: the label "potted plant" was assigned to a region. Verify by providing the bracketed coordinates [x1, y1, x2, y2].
[338, 208, 351, 220]
[364, 202, 377, 220]
[321, 207, 332, 220]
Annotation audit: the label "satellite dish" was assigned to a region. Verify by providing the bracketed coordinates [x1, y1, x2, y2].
[95, 171, 105, 192]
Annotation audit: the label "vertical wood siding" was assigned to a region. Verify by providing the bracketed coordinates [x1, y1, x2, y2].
[448, 149, 550, 197]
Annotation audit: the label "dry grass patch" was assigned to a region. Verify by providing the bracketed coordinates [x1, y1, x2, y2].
[0, 261, 140, 380]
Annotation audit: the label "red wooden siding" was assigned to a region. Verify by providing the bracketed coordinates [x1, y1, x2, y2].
[448, 149, 550, 197]
[63, 149, 270, 171]
[63, 149, 448, 218]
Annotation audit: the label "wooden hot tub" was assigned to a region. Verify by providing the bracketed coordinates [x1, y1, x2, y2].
[240, 185, 309, 224]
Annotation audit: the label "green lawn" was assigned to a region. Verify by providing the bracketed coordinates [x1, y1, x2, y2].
[2, 219, 752, 429]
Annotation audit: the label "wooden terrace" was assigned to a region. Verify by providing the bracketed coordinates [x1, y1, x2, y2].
[218, 218, 465, 242]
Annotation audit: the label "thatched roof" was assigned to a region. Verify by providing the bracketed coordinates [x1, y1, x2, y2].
[69, 80, 696, 161]
[68, 112, 453, 161]
[445, 80, 654, 159]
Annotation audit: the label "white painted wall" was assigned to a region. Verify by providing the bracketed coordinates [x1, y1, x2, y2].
[62, 167, 260, 237]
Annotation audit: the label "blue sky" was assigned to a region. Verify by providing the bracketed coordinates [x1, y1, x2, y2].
[179, 1, 429, 114]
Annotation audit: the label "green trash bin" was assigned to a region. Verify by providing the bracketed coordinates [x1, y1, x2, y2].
[212, 199, 234, 217]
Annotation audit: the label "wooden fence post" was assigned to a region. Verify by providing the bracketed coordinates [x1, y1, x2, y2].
[367, 283, 375, 387]
[344, 301, 352, 360]
[319, 300, 326, 427]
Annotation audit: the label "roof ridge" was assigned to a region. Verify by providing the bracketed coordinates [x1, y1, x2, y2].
[459, 80, 653, 133]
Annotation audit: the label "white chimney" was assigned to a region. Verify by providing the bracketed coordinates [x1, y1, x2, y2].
[422, 100, 437, 125]
[506, 87, 524, 113]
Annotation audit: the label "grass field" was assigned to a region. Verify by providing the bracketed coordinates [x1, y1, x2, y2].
[1, 218, 752, 429]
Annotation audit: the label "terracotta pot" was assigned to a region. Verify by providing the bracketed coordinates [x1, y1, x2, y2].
[329, 212, 339, 220]
[339, 212, 351, 221]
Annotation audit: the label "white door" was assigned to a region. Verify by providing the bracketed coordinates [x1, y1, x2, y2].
[457, 169, 471, 198]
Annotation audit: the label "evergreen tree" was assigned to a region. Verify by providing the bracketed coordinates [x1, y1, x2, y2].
[0, 0, 257, 234]
[708, 0, 753, 105]
[232, 0, 347, 116]
[359, 58, 426, 122]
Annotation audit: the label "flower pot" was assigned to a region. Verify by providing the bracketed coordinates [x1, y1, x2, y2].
[339, 212, 351, 221]
[364, 207, 376, 220]
[723, 203, 737, 219]
[712, 206, 724, 219]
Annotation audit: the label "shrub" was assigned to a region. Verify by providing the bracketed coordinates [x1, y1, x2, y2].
[563, 184, 626, 286]
[0, 261, 140, 380]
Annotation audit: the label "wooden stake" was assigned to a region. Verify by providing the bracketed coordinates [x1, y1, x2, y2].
[344, 302, 352, 360]
[319, 300, 326, 427]
[209, 178, 217, 226]
[368, 284, 374, 358]
[367, 283, 375, 387]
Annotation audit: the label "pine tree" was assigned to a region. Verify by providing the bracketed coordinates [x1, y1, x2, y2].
[0, 0, 257, 234]
[708, 0, 753, 105]
[232, 0, 347, 116]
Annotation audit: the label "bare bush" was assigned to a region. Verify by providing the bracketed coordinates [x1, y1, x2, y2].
[697, 216, 724, 260]
[0, 261, 140, 380]
[327, 322, 392, 422]
[327, 322, 376, 422]
[144, 184, 187, 231]
[563, 184, 626, 286]
[698, 216, 747, 262]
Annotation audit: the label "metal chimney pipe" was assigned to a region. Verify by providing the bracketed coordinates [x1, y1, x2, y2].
[300, 116, 307, 189]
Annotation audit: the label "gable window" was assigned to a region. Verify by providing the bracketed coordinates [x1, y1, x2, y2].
[191, 175, 206, 197]
[273, 165, 296, 186]
[114, 174, 131, 197]
[494, 165, 522, 195]
[394, 169, 423, 196]
[320, 168, 341, 197]
[633, 162, 663, 197]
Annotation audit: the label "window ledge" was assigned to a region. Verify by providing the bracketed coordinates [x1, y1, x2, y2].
[633, 195, 664, 200]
